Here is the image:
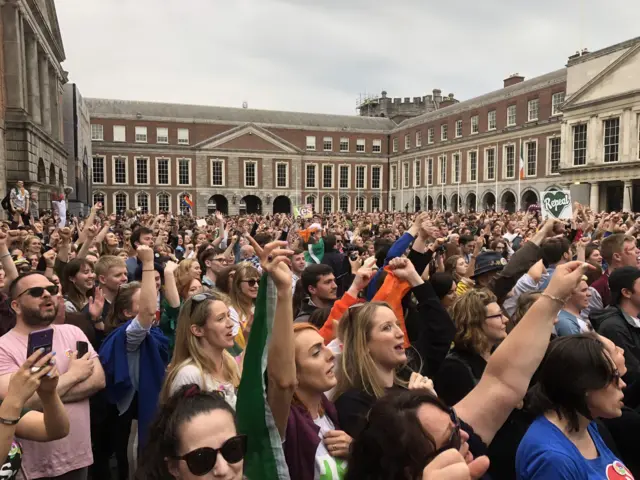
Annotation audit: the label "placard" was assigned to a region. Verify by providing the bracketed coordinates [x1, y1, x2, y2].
[541, 189, 573, 220]
[294, 204, 313, 219]
[196, 219, 207, 228]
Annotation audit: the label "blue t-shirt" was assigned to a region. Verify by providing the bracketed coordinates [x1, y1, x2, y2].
[516, 416, 634, 480]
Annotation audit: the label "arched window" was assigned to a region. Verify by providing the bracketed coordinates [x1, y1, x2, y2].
[391, 195, 396, 211]
[371, 196, 380, 212]
[115, 192, 128, 214]
[355, 196, 365, 212]
[157, 192, 170, 213]
[305, 195, 316, 212]
[179, 192, 193, 215]
[323, 195, 333, 214]
[339, 196, 349, 213]
[136, 192, 149, 214]
[93, 191, 105, 210]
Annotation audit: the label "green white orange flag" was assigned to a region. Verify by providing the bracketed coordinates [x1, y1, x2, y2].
[236, 275, 290, 480]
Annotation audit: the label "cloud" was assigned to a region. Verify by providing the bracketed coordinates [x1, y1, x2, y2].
[56, 0, 640, 115]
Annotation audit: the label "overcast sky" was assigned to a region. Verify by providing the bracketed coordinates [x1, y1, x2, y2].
[56, 0, 640, 116]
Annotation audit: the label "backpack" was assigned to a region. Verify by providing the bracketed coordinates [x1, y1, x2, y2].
[1, 191, 12, 213]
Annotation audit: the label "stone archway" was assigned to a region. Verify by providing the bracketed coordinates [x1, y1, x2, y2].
[240, 195, 262, 215]
[208, 195, 228, 215]
[49, 164, 56, 186]
[483, 192, 496, 211]
[273, 195, 291, 214]
[451, 193, 461, 213]
[37, 158, 46, 183]
[436, 194, 447, 211]
[522, 190, 539, 210]
[424, 195, 434, 212]
[466, 193, 477, 212]
[501, 190, 516, 213]
[413, 196, 421, 212]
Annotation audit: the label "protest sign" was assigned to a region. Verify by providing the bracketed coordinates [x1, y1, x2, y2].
[541, 189, 573, 220]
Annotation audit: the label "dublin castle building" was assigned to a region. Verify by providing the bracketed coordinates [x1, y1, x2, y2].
[87, 36, 640, 215]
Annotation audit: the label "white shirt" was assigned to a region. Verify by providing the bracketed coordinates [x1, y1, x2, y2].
[313, 415, 347, 480]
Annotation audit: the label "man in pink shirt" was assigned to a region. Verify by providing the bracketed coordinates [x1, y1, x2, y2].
[0, 272, 105, 479]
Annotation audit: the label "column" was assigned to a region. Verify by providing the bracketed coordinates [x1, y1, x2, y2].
[25, 34, 41, 124]
[38, 53, 51, 132]
[589, 182, 600, 211]
[2, 2, 25, 109]
[49, 70, 59, 140]
[623, 180, 633, 212]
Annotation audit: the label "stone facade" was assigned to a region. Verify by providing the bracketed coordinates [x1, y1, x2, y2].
[358, 89, 459, 123]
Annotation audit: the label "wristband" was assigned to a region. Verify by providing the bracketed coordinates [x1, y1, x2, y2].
[0, 417, 19, 426]
[142, 269, 155, 272]
[0, 253, 10, 260]
[541, 292, 566, 306]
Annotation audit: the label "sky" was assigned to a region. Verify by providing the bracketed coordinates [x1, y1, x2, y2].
[56, 0, 640, 116]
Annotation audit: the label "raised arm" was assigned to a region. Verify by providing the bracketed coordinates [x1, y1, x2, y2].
[136, 245, 158, 329]
[0, 231, 18, 290]
[162, 261, 180, 309]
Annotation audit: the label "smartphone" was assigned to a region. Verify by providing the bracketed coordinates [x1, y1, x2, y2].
[27, 328, 54, 358]
[76, 341, 88, 358]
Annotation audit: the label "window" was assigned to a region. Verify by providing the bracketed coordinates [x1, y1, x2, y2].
[179, 193, 193, 215]
[93, 191, 105, 208]
[113, 125, 126, 142]
[355, 166, 366, 189]
[488, 111, 497, 130]
[372, 166, 381, 189]
[526, 141, 537, 176]
[156, 158, 170, 185]
[156, 127, 168, 144]
[573, 124, 587, 166]
[372, 139, 382, 153]
[91, 124, 103, 141]
[405, 134, 410, 150]
[552, 92, 565, 116]
[178, 158, 191, 185]
[427, 158, 433, 185]
[323, 164, 334, 189]
[211, 159, 225, 187]
[428, 128, 434, 144]
[115, 192, 128, 213]
[305, 196, 316, 212]
[339, 196, 349, 212]
[416, 131, 422, 147]
[158, 192, 170, 213]
[371, 196, 380, 212]
[357, 139, 366, 153]
[441, 124, 448, 141]
[113, 156, 127, 184]
[338, 165, 350, 189]
[340, 138, 349, 152]
[413, 160, 421, 186]
[135, 126, 147, 143]
[604, 118, 620, 163]
[438, 156, 447, 185]
[471, 116, 479, 134]
[323, 196, 333, 213]
[391, 196, 396, 211]
[391, 165, 397, 189]
[393, 138, 398, 152]
[469, 151, 477, 182]
[306, 136, 316, 151]
[323, 137, 333, 151]
[507, 105, 517, 126]
[135, 157, 149, 185]
[276, 162, 288, 188]
[549, 137, 561, 174]
[92, 156, 105, 184]
[355, 196, 365, 212]
[486, 148, 496, 180]
[244, 161, 257, 187]
[402, 163, 409, 188]
[453, 153, 461, 184]
[528, 99, 539, 121]
[177, 128, 189, 145]
[136, 192, 149, 214]
[505, 145, 515, 179]
[456, 120, 462, 138]
[306, 164, 317, 188]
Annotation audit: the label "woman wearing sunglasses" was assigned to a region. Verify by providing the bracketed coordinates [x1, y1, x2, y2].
[136, 384, 246, 480]
[228, 263, 260, 351]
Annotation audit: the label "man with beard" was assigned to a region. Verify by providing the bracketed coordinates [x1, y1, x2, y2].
[0, 272, 105, 479]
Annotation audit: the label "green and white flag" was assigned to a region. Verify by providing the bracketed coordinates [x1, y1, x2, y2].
[236, 275, 290, 480]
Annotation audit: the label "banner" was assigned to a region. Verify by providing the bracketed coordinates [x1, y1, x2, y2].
[541, 189, 572, 220]
[293, 204, 313, 219]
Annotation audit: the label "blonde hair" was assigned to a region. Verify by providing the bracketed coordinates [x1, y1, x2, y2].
[229, 263, 260, 322]
[160, 291, 240, 404]
[175, 259, 200, 299]
[333, 302, 405, 401]
[94, 255, 126, 279]
[450, 288, 497, 353]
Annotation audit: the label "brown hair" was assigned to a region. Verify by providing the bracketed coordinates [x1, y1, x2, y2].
[444, 255, 464, 282]
[450, 288, 497, 353]
[229, 263, 260, 322]
[105, 282, 141, 333]
[600, 234, 635, 264]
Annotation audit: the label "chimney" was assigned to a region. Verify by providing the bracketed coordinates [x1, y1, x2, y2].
[439, 93, 456, 108]
[504, 73, 525, 88]
[433, 88, 442, 103]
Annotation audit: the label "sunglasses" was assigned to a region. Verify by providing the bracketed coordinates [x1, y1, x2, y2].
[241, 279, 259, 287]
[16, 285, 59, 299]
[190, 293, 215, 316]
[175, 434, 247, 476]
[426, 408, 461, 461]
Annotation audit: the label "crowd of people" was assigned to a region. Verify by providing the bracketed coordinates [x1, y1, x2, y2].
[0, 195, 638, 479]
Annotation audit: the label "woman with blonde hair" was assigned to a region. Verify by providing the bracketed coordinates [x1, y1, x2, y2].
[174, 262, 203, 301]
[176, 258, 201, 282]
[228, 263, 260, 349]
[444, 254, 475, 296]
[434, 288, 509, 406]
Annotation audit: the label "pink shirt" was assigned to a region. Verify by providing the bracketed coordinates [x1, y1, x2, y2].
[0, 324, 96, 479]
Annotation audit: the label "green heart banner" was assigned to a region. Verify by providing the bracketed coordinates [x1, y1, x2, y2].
[541, 189, 573, 220]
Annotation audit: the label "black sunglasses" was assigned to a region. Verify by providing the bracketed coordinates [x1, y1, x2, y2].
[176, 434, 247, 476]
[190, 293, 215, 316]
[427, 408, 461, 461]
[16, 285, 59, 299]
[241, 279, 259, 287]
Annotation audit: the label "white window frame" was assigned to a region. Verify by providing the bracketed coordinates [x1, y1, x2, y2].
[393, 138, 398, 152]
[156, 127, 169, 144]
[157, 192, 171, 214]
[426, 158, 433, 186]
[210, 158, 226, 187]
[372, 139, 382, 153]
[113, 191, 129, 213]
[503, 144, 516, 180]
[91, 124, 103, 141]
[112, 155, 128, 185]
[177, 128, 190, 145]
[455, 119, 462, 138]
[415, 131, 422, 147]
[179, 192, 193, 215]
[339, 137, 349, 152]
[243, 160, 258, 188]
[547, 136, 562, 175]
[177, 157, 192, 186]
[155, 157, 171, 186]
[339, 164, 351, 190]
[305, 195, 317, 212]
[92, 155, 105, 184]
[441, 124, 448, 141]
[438, 155, 447, 185]
[339, 195, 350, 213]
[525, 139, 538, 177]
[413, 159, 421, 187]
[572, 123, 588, 166]
[371, 165, 382, 190]
[135, 126, 147, 143]
[322, 195, 333, 214]
[507, 105, 517, 127]
[371, 195, 381, 212]
[355, 195, 366, 212]
[471, 115, 479, 134]
[391, 164, 397, 190]
[356, 138, 366, 153]
[552, 92, 565, 116]
[485, 147, 496, 181]
[404, 134, 410, 150]
[323, 137, 333, 152]
[92, 191, 106, 210]
[402, 162, 410, 188]
[488, 110, 497, 130]
[306, 163, 318, 189]
[135, 156, 150, 186]
[428, 128, 434, 144]
[135, 191, 150, 214]
[453, 153, 461, 184]
[467, 150, 478, 183]
[306, 136, 316, 151]
[355, 165, 367, 190]
[527, 99, 539, 122]
[275, 161, 289, 188]
[113, 125, 126, 142]
[322, 163, 334, 189]
[603, 117, 620, 163]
